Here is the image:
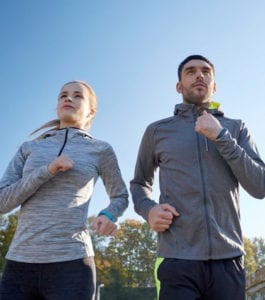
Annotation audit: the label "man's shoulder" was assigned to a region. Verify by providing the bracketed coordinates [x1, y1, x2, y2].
[219, 114, 243, 128]
[147, 116, 175, 130]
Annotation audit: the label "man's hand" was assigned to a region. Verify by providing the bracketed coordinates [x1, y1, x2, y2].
[92, 215, 118, 236]
[48, 154, 74, 175]
[148, 204, 179, 232]
[195, 110, 223, 140]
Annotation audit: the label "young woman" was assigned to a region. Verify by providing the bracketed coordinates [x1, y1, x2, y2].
[0, 81, 128, 300]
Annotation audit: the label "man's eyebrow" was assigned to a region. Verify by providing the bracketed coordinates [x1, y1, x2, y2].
[183, 66, 195, 72]
[201, 66, 211, 71]
[184, 66, 212, 72]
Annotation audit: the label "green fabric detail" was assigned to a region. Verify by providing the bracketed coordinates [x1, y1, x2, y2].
[154, 257, 164, 300]
[208, 101, 220, 110]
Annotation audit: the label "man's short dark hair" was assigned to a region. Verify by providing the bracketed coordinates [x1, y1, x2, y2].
[178, 55, 215, 80]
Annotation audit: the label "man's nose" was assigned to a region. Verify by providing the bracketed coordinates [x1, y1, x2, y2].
[196, 71, 204, 80]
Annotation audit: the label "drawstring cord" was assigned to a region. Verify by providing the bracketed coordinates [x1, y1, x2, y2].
[204, 136, 209, 152]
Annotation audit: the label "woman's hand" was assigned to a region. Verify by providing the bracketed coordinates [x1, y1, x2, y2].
[92, 215, 118, 236]
[48, 154, 74, 175]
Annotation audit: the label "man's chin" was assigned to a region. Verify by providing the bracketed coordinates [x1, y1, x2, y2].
[184, 98, 210, 106]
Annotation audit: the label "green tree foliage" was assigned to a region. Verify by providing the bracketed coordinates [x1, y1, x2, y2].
[106, 219, 157, 288]
[244, 237, 258, 276]
[253, 237, 265, 268]
[0, 213, 18, 271]
[243, 237, 265, 276]
[89, 217, 157, 299]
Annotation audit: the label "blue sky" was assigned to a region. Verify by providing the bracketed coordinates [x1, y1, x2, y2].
[0, 0, 264, 239]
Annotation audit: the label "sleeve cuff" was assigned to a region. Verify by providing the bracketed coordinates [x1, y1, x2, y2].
[98, 210, 117, 222]
[216, 128, 227, 140]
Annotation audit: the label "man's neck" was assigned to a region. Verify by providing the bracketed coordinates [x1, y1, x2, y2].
[195, 102, 211, 110]
[183, 99, 211, 109]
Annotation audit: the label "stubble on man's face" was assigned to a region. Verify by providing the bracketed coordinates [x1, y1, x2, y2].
[181, 85, 213, 106]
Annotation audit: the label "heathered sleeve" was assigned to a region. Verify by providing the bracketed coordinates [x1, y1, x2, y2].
[215, 122, 265, 199]
[0, 143, 54, 213]
[98, 144, 129, 218]
[130, 125, 158, 221]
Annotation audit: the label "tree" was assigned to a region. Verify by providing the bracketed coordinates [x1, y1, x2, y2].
[90, 218, 157, 299]
[244, 237, 258, 276]
[105, 219, 157, 288]
[252, 237, 265, 268]
[0, 213, 18, 271]
[0, 214, 7, 229]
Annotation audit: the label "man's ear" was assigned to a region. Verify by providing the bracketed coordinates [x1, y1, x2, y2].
[176, 82, 182, 93]
[213, 82, 217, 93]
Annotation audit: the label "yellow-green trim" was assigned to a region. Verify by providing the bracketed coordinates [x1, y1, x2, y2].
[208, 101, 220, 110]
[154, 257, 164, 300]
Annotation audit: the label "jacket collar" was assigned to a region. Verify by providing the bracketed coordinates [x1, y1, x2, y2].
[43, 127, 93, 139]
[174, 102, 224, 117]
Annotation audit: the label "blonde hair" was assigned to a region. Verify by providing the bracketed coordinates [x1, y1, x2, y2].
[31, 80, 97, 138]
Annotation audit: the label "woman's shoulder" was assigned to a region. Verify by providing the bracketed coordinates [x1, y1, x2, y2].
[89, 137, 114, 152]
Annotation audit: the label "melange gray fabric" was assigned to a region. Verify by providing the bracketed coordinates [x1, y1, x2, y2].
[130, 103, 265, 260]
[0, 127, 128, 263]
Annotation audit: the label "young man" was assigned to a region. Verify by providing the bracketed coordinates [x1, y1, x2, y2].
[130, 55, 265, 300]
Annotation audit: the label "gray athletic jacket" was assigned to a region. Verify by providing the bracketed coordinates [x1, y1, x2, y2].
[0, 127, 128, 263]
[130, 103, 265, 260]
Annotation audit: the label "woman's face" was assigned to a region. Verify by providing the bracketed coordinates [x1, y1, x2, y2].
[57, 82, 91, 129]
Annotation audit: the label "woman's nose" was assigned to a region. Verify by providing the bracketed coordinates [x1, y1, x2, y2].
[65, 96, 73, 102]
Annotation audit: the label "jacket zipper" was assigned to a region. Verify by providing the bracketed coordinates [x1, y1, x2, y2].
[194, 113, 212, 258]
[57, 128, 69, 156]
[204, 136, 209, 151]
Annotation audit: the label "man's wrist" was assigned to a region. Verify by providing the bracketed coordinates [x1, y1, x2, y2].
[216, 128, 227, 140]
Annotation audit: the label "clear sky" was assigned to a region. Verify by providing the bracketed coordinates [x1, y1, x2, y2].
[0, 0, 264, 239]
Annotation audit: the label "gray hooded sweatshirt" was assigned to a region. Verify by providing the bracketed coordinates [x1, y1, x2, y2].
[130, 103, 265, 260]
[0, 127, 128, 263]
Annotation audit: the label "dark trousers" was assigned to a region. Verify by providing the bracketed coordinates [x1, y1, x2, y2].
[157, 257, 245, 300]
[0, 257, 96, 300]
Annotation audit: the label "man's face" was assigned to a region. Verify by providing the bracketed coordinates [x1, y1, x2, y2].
[176, 59, 216, 105]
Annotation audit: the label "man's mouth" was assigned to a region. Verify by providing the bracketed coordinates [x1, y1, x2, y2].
[192, 82, 207, 88]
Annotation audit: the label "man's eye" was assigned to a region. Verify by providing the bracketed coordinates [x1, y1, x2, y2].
[203, 70, 211, 75]
[60, 95, 67, 98]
